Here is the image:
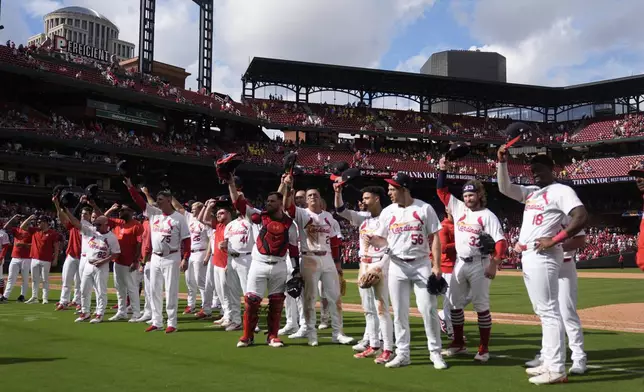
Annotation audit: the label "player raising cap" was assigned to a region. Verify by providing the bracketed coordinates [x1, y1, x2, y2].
[496, 146, 588, 385]
[436, 157, 508, 362]
[334, 182, 394, 364]
[367, 173, 448, 370]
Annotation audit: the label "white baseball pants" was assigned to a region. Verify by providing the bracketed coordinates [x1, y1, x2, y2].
[246, 260, 287, 297]
[213, 265, 231, 322]
[149, 253, 181, 329]
[30, 259, 52, 301]
[301, 254, 342, 335]
[522, 248, 566, 374]
[284, 260, 305, 328]
[60, 255, 80, 305]
[227, 254, 251, 325]
[140, 263, 152, 318]
[113, 263, 141, 318]
[388, 257, 442, 357]
[79, 256, 99, 312]
[440, 272, 473, 335]
[540, 259, 585, 362]
[185, 250, 208, 309]
[358, 261, 394, 351]
[80, 262, 109, 316]
[202, 262, 221, 315]
[449, 257, 491, 312]
[4, 258, 31, 298]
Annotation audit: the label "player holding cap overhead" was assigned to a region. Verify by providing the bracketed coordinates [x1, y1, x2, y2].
[230, 181, 300, 348]
[334, 181, 394, 364]
[497, 145, 588, 385]
[437, 156, 508, 362]
[125, 178, 191, 334]
[283, 175, 354, 346]
[24, 214, 61, 304]
[368, 173, 447, 370]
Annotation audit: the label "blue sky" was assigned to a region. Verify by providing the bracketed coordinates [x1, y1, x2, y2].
[3, 0, 644, 104]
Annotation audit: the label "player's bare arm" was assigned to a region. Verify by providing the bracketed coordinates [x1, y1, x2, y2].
[536, 206, 588, 251]
[203, 242, 211, 266]
[431, 231, 442, 278]
[52, 240, 60, 267]
[104, 203, 120, 217]
[141, 186, 155, 205]
[19, 214, 36, 230]
[171, 197, 186, 215]
[3, 214, 22, 229]
[226, 173, 240, 202]
[282, 175, 294, 210]
[496, 145, 526, 202]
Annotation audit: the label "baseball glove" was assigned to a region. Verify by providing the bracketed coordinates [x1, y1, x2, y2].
[426, 273, 448, 295]
[479, 233, 496, 255]
[286, 276, 304, 298]
[357, 268, 382, 289]
[339, 273, 347, 296]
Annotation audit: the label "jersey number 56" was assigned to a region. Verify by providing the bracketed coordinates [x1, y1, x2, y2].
[410, 234, 424, 245]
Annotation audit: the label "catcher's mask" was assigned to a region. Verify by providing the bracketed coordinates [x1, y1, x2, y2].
[215, 153, 243, 182]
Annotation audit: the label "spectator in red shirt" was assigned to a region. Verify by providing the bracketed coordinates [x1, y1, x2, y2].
[104, 203, 144, 321]
[24, 215, 61, 304]
[2, 214, 35, 302]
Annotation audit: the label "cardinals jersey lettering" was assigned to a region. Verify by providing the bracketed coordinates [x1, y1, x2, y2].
[145, 204, 190, 254]
[376, 199, 442, 260]
[80, 224, 120, 262]
[515, 183, 584, 245]
[448, 196, 505, 258]
[338, 209, 385, 258]
[185, 212, 209, 251]
[224, 217, 253, 254]
[293, 207, 338, 253]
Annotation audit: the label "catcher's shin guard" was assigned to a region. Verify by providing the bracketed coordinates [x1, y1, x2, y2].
[242, 294, 262, 341]
[267, 293, 286, 340]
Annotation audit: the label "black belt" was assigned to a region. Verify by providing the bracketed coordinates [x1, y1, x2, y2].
[262, 260, 279, 265]
[303, 251, 327, 256]
[230, 251, 251, 258]
[391, 255, 415, 262]
[191, 248, 207, 253]
[461, 255, 488, 263]
[153, 249, 178, 256]
[564, 257, 572, 263]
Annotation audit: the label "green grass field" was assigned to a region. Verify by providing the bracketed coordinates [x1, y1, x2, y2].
[1, 272, 643, 392]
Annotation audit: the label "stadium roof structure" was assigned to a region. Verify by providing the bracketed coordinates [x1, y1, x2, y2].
[242, 57, 644, 115]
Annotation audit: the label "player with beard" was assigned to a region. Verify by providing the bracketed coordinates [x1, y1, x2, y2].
[334, 184, 394, 364]
[103, 203, 144, 321]
[437, 157, 507, 362]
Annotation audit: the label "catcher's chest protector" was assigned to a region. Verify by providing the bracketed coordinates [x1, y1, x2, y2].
[256, 214, 293, 257]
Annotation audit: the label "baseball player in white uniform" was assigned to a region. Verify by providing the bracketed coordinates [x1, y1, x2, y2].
[171, 199, 211, 315]
[437, 157, 507, 361]
[497, 147, 588, 385]
[368, 173, 447, 370]
[284, 177, 353, 346]
[280, 190, 307, 336]
[126, 179, 191, 333]
[58, 203, 120, 324]
[522, 218, 587, 374]
[335, 184, 394, 364]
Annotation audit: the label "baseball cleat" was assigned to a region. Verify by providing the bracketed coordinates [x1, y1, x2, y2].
[55, 303, 67, 311]
[17, 295, 25, 302]
[213, 317, 229, 326]
[108, 313, 128, 321]
[474, 350, 490, 362]
[182, 306, 194, 315]
[525, 354, 542, 368]
[528, 372, 568, 385]
[277, 325, 299, 336]
[288, 328, 308, 339]
[75, 304, 82, 312]
[332, 334, 354, 345]
[430, 352, 449, 370]
[308, 331, 319, 347]
[128, 316, 141, 323]
[220, 319, 232, 328]
[165, 326, 177, 334]
[74, 313, 90, 322]
[318, 322, 329, 330]
[70, 301, 78, 307]
[569, 359, 587, 375]
[255, 325, 261, 333]
[25, 297, 38, 304]
[442, 345, 468, 357]
[0, 297, 7, 304]
[354, 346, 380, 359]
[89, 314, 103, 324]
[225, 323, 242, 332]
[374, 350, 393, 364]
[237, 338, 254, 348]
[267, 338, 284, 348]
[146, 320, 153, 325]
[352, 339, 369, 352]
[145, 325, 162, 332]
[526, 364, 549, 376]
[42, 299, 49, 304]
[111, 304, 119, 310]
[134, 314, 152, 323]
[194, 310, 212, 320]
[385, 355, 411, 368]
